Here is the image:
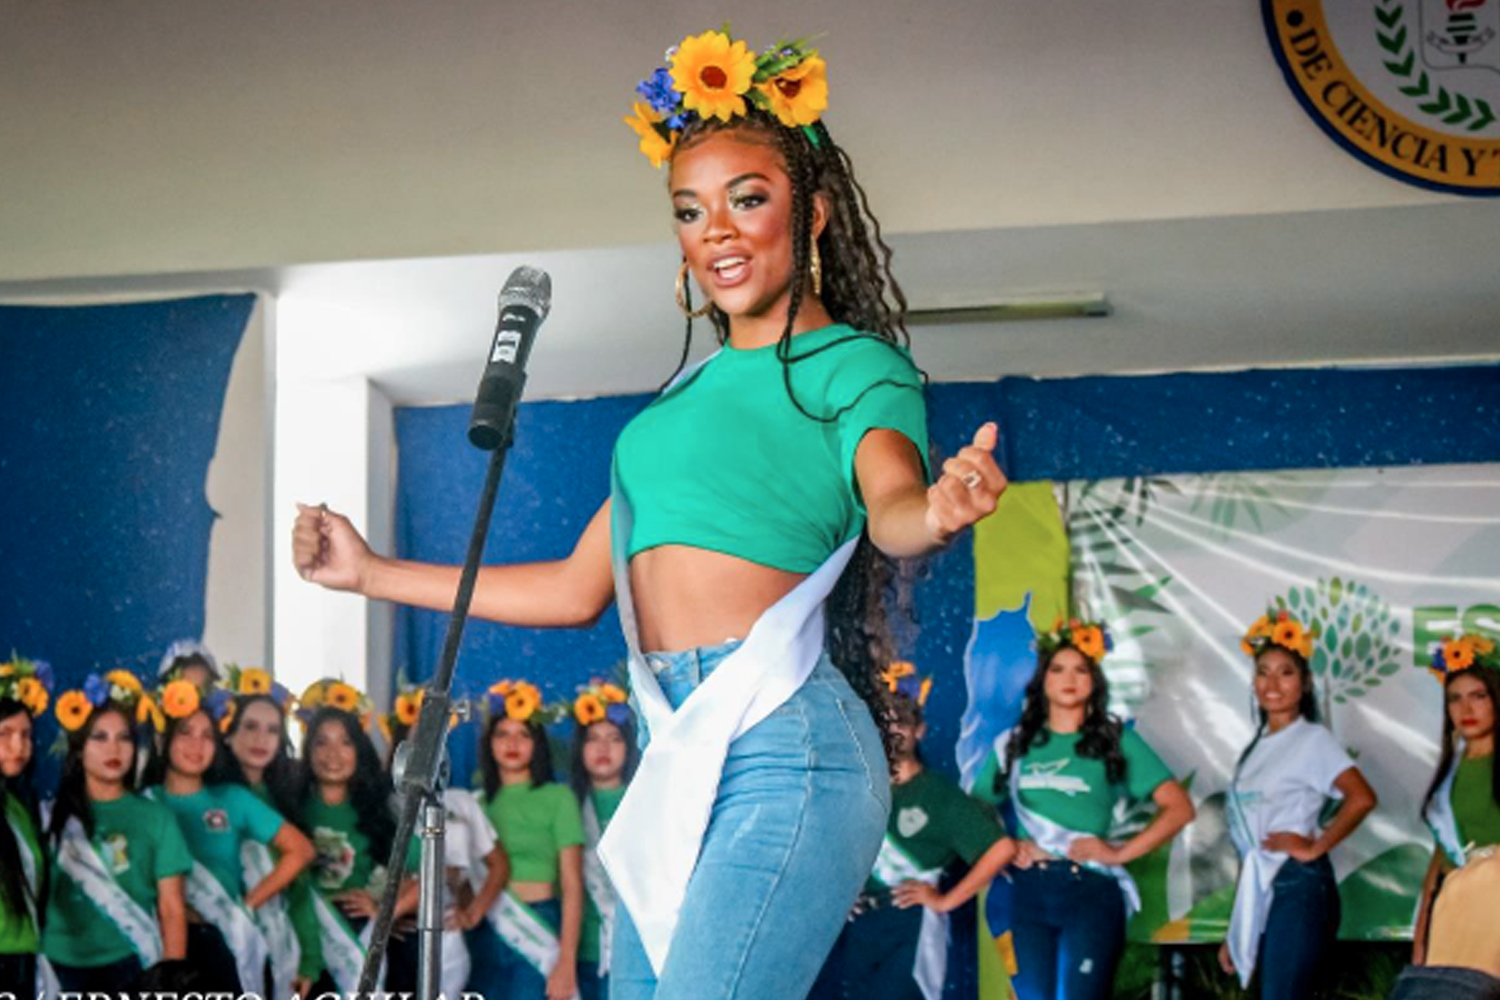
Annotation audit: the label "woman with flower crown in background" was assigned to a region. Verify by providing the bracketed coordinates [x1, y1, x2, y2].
[0, 657, 51, 997]
[972, 620, 1194, 1000]
[567, 678, 638, 1000]
[42, 670, 191, 993]
[471, 679, 584, 1000]
[141, 674, 317, 996]
[293, 27, 1005, 999]
[1218, 610, 1377, 999]
[1412, 632, 1500, 968]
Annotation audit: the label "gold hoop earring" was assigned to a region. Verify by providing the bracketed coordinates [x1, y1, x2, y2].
[809, 241, 823, 297]
[675, 261, 714, 318]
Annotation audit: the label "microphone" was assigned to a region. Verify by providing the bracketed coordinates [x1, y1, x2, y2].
[468, 266, 552, 450]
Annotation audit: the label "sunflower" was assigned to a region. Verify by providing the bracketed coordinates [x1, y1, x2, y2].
[760, 54, 828, 127]
[299, 682, 325, 709]
[162, 680, 201, 720]
[917, 677, 934, 707]
[670, 30, 757, 123]
[488, 680, 514, 698]
[1443, 638, 1475, 672]
[326, 682, 360, 713]
[505, 685, 541, 722]
[105, 669, 143, 696]
[1074, 627, 1107, 663]
[395, 692, 421, 727]
[1272, 619, 1306, 652]
[624, 101, 676, 169]
[218, 700, 237, 734]
[239, 668, 273, 696]
[16, 677, 47, 717]
[574, 693, 606, 726]
[598, 682, 628, 704]
[881, 661, 916, 691]
[56, 690, 92, 732]
[0, 662, 14, 678]
[1472, 635, 1496, 655]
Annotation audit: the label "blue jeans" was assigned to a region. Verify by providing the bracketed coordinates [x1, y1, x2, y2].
[466, 898, 562, 1000]
[1255, 855, 1340, 1000]
[577, 960, 606, 1000]
[1391, 967, 1500, 1000]
[610, 642, 891, 1000]
[1009, 861, 1126, 1000]
[815, 903, 927, 1000]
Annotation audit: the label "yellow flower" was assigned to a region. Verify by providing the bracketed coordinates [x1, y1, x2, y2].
[574, 693, 606, 726]
[917, 677, 933, 707]
[759, 54, 828, 127]
[489, 679, 514, 698]
[16, 677, 47, 716]
[0, 662, 15, 678]
[219, 701, 237, 734]
[1074, 627, 1106, 663]
[624, 101, 676, 169]
[105, 670, 143, 695]
[670, 30, 757, 123]
[326, 682, 360, 713]
[395, 692, 421, 727]
[56, 690, 92, 732]
[1472, 635, 1496, 655]
[300, 683, 325, 708]
[162, 680, 200, 720]
[377, 714, 393, 745]
[1444, 639, 1475, 672]
[239, 668, 272, 696]
[598, 682, 628, 704]
[1297, 638, 1314, 660]
[505, 684, 541, 722]
[1272, 620, 1306, 652]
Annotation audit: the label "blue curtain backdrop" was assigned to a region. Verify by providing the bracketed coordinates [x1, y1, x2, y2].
[0, 296, 254, 690]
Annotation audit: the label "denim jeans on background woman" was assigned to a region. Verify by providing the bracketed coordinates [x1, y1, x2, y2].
[1255, 854, 1341, 999]
[609, 641, 891, 1000]
[1009, 860, 1128, 1000]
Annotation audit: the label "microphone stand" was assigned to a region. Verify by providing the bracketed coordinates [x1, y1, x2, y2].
[358, 420, 514, 1000]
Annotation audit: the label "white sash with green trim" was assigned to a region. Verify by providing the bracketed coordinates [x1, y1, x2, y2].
[870, 835, 948, 1000]
[310, 889, 378, 993]
[184, 860, 270, 993]
[7, 807, 58, 997]
[1224, 749, 1288, 987]
[241, 840, 299, 998]
[582, 797, 616, 976]
[57, 816, 163, 965]
[485, 889, 561, 978]
[1424, 757, 1467, 868]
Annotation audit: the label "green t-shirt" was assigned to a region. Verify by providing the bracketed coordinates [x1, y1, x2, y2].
[42, 793, 194, 967]
[249, 782, 324, 980]
[303, 795, 382, 897]
[867, 769, 1003, 892]
[613, 323, 929, 573]
[974, 728, 1173, 838]
[0, 794, 41, 954]
[1453, 753, 1500, 851]
[579, 785, 626, 964]
[156, 783, 285, 898]
[482, 780, 584, 887]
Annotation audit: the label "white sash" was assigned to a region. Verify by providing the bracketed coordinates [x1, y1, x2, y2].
[7, 806, 58, 998]
[184, 860, 270, 993]
[582, 796, 617, 976]
[242, 840, 301, 1000]
[310, 890, 377, 994]
[57, 817, 163, 965]
[870, 836, 948, 1000]
[1424, 757, 1467, 868]
[995, 731, 1142, 916]
[599, 449, 859, 973]
[1224, 764, 1287, 987]
[484, 890, 561, 977]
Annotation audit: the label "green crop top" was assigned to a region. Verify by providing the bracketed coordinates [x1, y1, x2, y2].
[613, 324, 929, 573]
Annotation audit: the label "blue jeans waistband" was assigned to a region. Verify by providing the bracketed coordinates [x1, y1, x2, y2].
[644, 638, 744, 710]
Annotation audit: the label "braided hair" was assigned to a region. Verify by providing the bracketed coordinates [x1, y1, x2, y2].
[664, 110, 919, 765]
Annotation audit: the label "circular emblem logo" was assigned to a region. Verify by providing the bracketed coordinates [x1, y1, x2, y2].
[1263, 0, 1500, 194]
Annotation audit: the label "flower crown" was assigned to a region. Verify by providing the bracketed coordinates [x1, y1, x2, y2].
[572, 679, 631, 727]
[625, 28, 828, 167]
[296, 678, 374, 731]
[55, 669, 155, 734]
[1038, 618, 1113, 664]
[140, 678, 234, 737]
[1432, 633, 1499, 678]
[0, 655, 53, 718]
[1241, 609, 1317, 660]
[376, 684, 464, 743]
[880, 661, 932, 707]
[484, 679, 566, 726]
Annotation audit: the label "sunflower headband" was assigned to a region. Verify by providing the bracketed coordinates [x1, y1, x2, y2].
[296, 678, 374, 731]
[572, 680, 631, 727]
[55, 669, 156, 734]
[485, 679, 566, 727]
[881, 661, 933, 707]
[625, 28, 828, 168]
[376, 684, 466, 745]
[1241, 610, 1316, 660]
[0, 655, 53, 718]
[1038, 618, 1113, 664]
[1432, 633, 1499, 678]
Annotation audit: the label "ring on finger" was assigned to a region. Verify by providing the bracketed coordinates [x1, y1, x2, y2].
[960, 471, 982, 490]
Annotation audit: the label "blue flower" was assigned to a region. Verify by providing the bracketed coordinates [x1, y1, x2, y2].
[1104, 631, 1115, 653]
[605, 702, 632, 727]
[206, 688, 232, 720]
[33, 660, 53, 691]
[84, 674, 110, 707]
[1433, 647, 1448, 671]
[636, 68, 680, 118]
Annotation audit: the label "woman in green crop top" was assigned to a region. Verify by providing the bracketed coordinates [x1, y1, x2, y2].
[0, 661, 48, 1000]
[292, 28, 1007, 999]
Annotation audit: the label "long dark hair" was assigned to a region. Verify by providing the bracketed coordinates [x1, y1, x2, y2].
[0, 699, 38, 922]
[298, 708, 394, 864]
[665, 110, 918, 764]
[479, 714, 554, 798]
[1236, 646, 1321, 772]
[48, 704, 139, 847]
[568, 718, 640, 805]
[1000, 646, 1127, 790]
[220, 693, 304, 821]
[1422, 666, 1500, 820]
[142, 708, 229, 787]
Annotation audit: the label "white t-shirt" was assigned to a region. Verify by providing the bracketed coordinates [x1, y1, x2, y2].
[442, 788, 499, 892]
[1228, 717, 1355, 856]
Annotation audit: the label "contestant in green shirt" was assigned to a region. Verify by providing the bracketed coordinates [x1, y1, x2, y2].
[43, 684, 190, 994]
[1416, 641, 1500, 967]
[0, 674, 47, 999]
[567, 681, 638, 1000]
[475, 681, 584, 1000]
[145, 689, 315, 995]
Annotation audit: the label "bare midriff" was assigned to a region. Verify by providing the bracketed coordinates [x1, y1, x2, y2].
[510, 880, 556, 903]
[630, 545, 808, 653]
